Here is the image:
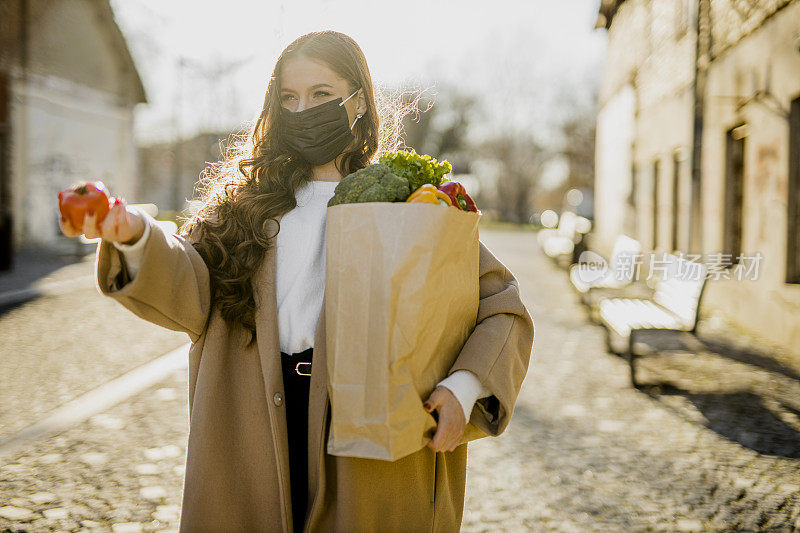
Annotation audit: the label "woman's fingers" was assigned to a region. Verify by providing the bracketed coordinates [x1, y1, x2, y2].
[429, 413, 459, 452]
[443, 412, 462, 451]
[58, 215, 71, 237]
[112, 197, 133, 243]
[58, 214, 80, 238]
[94, 198, 121, 241]
[425, 386, 465, 453]
[116, 204, 124, 236]
[81, 209, 97, 239]
[100, 201, 122, 240]
[117, 202, 142, 245]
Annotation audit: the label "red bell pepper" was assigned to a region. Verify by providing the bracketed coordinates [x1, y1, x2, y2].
[58, 181, 111, 231]
[437, 181, 478, 212]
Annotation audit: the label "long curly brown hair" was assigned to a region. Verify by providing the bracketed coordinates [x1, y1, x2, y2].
[177, 30, 422, 346]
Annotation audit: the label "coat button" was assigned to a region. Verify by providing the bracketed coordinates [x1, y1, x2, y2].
[273, 392, 284, 406]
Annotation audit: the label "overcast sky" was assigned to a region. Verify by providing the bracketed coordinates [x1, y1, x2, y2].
[111, 0, 607, 150]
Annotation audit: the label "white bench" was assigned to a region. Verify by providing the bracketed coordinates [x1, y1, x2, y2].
[538, 211, 592, 265]
[598, 253, 709, 387]
[537, 211, 576, 249]
[569, 234, 642, 305]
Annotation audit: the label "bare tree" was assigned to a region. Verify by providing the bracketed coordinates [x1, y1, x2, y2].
[397, 82, 477, 172]
[391, 81, 549, 223]
[558, 91, 597, 191]
[477, 131, 550, 224]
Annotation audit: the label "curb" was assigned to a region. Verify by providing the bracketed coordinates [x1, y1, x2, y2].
[0, 343, 190, 459]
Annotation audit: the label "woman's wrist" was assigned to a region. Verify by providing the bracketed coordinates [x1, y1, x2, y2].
[117, 209, 146, 246]
[120, 234, 141, 246]
[436, 370, 487, 421]
[113, 213, 150, 252]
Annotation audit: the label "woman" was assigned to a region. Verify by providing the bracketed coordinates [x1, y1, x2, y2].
[60, 31, 534, 533]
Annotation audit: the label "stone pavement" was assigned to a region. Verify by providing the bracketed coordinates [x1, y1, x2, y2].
[0, 246, 189, 442]
[0, 228, 798, 532]
[0, 368, 187, 532]
[462, 230, 800, 532]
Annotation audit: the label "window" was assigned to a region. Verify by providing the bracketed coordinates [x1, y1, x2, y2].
[787, 96, 800, 283]
[723, 124, 746, 268]
[672, 151, 681, 252]
[0, 73, 8, 201]
[0, 73, 10, 271]
[628, 161, 639, 238]
[653, 159, 660, 250]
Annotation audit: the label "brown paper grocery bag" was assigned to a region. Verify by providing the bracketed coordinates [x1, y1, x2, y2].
[324, 201, 483, 461]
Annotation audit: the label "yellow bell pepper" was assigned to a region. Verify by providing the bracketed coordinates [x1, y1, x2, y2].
[406, 184, 452, 207]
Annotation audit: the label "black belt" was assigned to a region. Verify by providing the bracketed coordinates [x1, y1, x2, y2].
[280, 347, 313, 377]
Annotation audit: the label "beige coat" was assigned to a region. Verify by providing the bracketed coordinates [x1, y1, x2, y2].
[95, 210, 534, 533]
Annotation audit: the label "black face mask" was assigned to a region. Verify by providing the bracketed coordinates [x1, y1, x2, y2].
[279, 88, 362, 166]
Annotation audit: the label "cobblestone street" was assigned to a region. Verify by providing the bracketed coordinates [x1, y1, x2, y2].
[0, 249, 189, 442]
[463, 231, 800, 532]
[1, 229, 799, 532]
[0, 368, 188, 532]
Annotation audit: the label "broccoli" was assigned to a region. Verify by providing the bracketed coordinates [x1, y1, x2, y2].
[378, 148, 452, 192]
[327, 164, 412, 207]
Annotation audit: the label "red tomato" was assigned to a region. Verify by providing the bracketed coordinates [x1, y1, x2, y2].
[57, 181, 111, 232]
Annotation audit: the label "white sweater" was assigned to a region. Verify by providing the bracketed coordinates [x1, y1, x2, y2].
[113, 186, 491, 420]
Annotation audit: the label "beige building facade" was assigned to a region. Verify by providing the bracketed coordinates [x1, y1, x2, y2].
[594, 0, 800, 354]
[0, 0, 146, 249]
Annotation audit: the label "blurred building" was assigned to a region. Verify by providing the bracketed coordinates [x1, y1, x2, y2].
[0, 0, 146, 253]
[594, 0, 800, 353]
[138, 131, 230, 215]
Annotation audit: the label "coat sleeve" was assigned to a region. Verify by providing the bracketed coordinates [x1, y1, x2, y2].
[94, 209, 212, 343]
[447, 239, 534, 444]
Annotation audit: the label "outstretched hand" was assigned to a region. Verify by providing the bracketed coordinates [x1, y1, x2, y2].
[58, 196, 145, 245]
[423, 385, 466, 452]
